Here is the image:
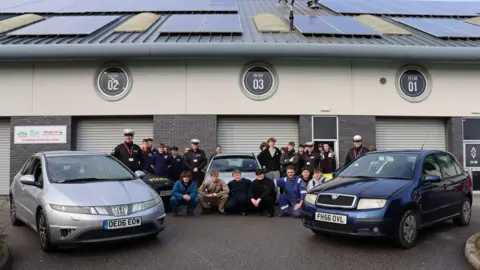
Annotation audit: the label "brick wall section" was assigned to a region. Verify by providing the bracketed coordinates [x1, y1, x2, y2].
[299, 115, 312, 144]
[338, 116, 376, 166]
[446, 117, 463, 165]
[10, 116, 73, 179]
[153, 115, 217, 158]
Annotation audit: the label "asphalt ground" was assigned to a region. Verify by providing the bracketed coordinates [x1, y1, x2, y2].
[3, 197, 480, 270]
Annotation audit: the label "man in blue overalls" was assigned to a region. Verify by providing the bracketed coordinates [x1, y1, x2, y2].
[274, 165, 307, 218]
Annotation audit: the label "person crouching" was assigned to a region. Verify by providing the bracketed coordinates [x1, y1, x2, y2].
[170, 171, 199, 216]
[226, 169, 251, 216]
[197, 171, 230, 214]
[248, 169, 275, 217]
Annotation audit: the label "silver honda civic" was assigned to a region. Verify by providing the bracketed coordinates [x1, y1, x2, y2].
[9, 151, 166, 252]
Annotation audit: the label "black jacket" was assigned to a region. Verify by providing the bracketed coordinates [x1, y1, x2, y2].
[183, 149, 208, 172]
[111, 142, 145, 171]
[344, 146, 369, 165]
[228, 178, 251, 198]
[169, 154, 184, 181]
[257, 147, 281, 172]
[300, 151, 320, 173]
[280, 150, 298, 168]
[248, 177, 275, 200]
[319, 150, 337, 174]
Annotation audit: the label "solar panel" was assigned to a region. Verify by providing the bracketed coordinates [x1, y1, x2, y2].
[392, 17, 480, 38]
[159, 14, 243, 34]
[294, 16, 380, 36]
[7, 15, 119, 36]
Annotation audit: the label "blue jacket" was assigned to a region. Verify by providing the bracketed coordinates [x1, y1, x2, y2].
[152, 152, 172, 178]
[142, 148, 157, 172]
[172, 180, 198, 201]
[274, 176, 307, 202]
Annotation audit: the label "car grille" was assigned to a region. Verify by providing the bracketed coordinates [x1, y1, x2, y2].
[310, 221, 354, 233]
[316, 193, 356, 208]
[76, 223, 158, 241]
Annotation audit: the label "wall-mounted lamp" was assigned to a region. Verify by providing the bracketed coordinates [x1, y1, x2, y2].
[471, 111, 480, 115]
[319, 107, 330, 112]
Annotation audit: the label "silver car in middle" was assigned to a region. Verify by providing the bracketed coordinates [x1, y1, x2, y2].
[204, 153, 261, 183]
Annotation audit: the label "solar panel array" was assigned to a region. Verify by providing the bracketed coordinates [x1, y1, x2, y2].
[294, 16, 381, 36]
[392, 18, 480, 38]
[0, 0, 239, 14]
[318, 0, 480, 17]
[7, 16, 119, 36]
[159, 14, 243, 34]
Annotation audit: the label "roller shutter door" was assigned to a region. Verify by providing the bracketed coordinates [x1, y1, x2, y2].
[0, 120, 10, 195]
[376, 118, 446, 151]
[217, 116, 299, 154]
[76, 118, 153, 153]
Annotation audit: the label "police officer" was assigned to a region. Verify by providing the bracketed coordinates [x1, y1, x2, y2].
[111, 129, 145, 172]
[183, 139, 208, 187]
[345, 135, 369, 165]
[300, 142, 320, 177]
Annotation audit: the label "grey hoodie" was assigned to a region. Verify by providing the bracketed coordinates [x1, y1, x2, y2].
[307, 176, 327, 191]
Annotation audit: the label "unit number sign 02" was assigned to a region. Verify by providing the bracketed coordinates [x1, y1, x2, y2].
[98, 67, 129, 97]
[243, 66, 274, 96]
[398, 69, 427, 98]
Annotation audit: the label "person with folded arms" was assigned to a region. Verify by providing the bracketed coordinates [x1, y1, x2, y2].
[248, 169, 275, 217]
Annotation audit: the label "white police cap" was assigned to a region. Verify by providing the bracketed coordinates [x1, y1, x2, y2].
[123, 129, 135, 135]
[353, 135, 362, 142]
[305, 141, 314, 147]
[191, 139, 200, 144]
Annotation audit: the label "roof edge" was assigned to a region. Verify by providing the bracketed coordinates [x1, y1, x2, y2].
[0, 43, 479, 61]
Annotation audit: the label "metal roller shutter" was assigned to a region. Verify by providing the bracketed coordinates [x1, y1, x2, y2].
[376, 118, 446, 151]
[76, 118, 153, 153]
[217, 116, 299, 154]
[0, 120, 10, 195]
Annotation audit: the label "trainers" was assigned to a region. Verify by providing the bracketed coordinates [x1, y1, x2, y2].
[201, 208, 211, 215]
[241, 212, 248, 216]
[187, 212, 195, 216]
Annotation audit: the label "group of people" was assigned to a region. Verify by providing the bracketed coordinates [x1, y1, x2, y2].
[111, 129, 371, 217]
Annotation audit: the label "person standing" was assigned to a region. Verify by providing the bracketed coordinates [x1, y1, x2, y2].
[274, 166, 307, 218]
[300, 142, 320, 177]
[226, 169, 251, 216]
[257, 137, 282, 181]
[248, 169, 275, 217]
[183, 139, 208, 187]
[152, 143, 172, 178]
[141, 138, 156, 173]
[344, 135, 369, 165]
[259, 142, 268, 152]
[197, 171, 229, 214]
[169, 146, 183, 181]
[209, 145, 223, 162]
[170, 171, 198, 216]
[307, 168, 328, 191]
[319, 143, 336, 174]
[111, 129, 145, 172]
[280, 141, 298, 176]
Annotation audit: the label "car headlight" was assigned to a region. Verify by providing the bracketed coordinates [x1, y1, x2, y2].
[49, 204, 98, 215]
[131, 195, 162, 213]
[357, 198, 387, 210]
[305, 194, 318, 205]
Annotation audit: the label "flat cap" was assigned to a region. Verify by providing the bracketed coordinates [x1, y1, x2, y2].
[305, 141, 314, 147]
[191, 139, 200, 144]
[123, 129, 135, 135]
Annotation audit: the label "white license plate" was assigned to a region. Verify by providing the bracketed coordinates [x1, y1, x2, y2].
[103, 217, 142, 230]
[315, 212, 347, 224]
[160, 190, 172, 196]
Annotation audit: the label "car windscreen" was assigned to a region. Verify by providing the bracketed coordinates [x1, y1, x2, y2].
[210, 156, 259, 172]
[336, 153, 417, 180]
[45, 155, 137, 183]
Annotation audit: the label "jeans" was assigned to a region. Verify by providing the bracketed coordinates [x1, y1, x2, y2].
[170, 197, 199, 213]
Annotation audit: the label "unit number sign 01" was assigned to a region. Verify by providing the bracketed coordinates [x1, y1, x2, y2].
[243, 66, 274, 96]
[398, 70, 427, 98]
[98, 67, 129, 97]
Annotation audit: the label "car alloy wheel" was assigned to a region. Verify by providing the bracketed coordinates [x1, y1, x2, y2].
[403, 214, 417, 244]
[37, 210, 55, 252]
[462, 200, 471, 223]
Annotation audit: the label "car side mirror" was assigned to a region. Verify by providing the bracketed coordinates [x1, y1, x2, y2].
[135, 171, 145, 179]
[20, 175, 36, 185]
[423, 175, 441, 183]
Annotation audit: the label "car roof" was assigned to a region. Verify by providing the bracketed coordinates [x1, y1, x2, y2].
[40, 150, 109, 157]
[366, 150, 445, 155]
[214, 153, 256, 157]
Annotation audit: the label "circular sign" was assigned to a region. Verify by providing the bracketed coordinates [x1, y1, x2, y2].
[97, 67, 130, 97]
[243, 67, 274, 96]
[398, 69, 427, 98]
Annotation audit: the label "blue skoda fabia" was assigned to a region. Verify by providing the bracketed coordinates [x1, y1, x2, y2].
[302, 150, 473, 249]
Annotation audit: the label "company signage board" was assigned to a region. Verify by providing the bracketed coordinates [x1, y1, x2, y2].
[14, 125, 67, 144]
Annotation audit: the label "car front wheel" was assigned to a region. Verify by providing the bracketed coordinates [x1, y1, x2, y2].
[37, 209, 56, 253]
[395, 209, 418, 249]
[453, 197, 472, 226]
[10, 197, 23, 226]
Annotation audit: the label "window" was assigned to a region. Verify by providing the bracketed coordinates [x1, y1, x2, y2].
[20, 157, 35, 175]
[313, 116, 337, 140]
[30, 158, 43, 186]
[437, 153, 461, 178]
[45, 155, 136, 183]
[422, 154, 442, 178]
[209, 156, 259, 172]
[336, 153, 417, 179]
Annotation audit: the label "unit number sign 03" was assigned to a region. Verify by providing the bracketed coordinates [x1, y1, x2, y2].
[398, 69, 427, 98]
[243, 66, 274, 96]
[98, 67, 130, 97]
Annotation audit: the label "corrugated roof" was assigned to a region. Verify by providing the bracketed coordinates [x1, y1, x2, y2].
[0, 0, 478, 48]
